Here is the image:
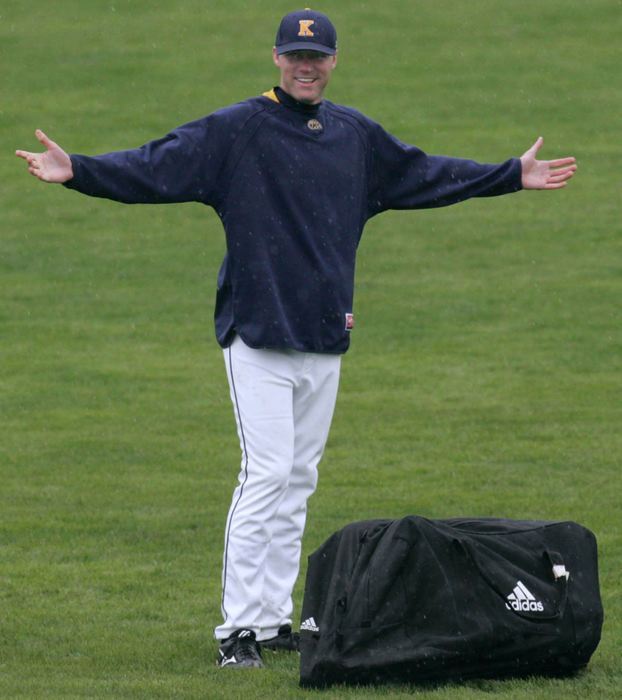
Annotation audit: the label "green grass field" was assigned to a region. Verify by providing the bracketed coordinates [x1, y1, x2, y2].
[2, 0, 620, 697]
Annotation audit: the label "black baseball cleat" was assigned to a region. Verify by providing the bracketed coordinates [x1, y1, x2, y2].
[217, 629, 264, 668]
[258, 624, 300, 652]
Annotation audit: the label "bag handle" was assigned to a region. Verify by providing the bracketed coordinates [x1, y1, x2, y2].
[453, 539, 569, 621]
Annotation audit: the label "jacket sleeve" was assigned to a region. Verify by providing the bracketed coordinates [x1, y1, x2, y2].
[63, 105, 251, 207]
[365, 120, 523, 217]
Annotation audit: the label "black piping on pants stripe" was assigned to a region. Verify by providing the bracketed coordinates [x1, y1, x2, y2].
[221, 344, 251, 623]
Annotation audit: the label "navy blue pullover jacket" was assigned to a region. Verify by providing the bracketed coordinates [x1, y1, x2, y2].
[64, 89, 523, 354]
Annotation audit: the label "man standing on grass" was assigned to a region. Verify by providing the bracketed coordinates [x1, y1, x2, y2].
[16, 9, 576, 669]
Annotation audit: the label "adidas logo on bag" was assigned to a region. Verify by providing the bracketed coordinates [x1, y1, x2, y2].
[506, 580, 544, 612]
[301, 617, 320, 632]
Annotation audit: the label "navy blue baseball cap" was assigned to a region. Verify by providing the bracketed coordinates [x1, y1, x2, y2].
[275, 8, 337, 55]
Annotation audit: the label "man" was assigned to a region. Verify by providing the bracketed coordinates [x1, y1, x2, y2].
[16, 9, 576, 669]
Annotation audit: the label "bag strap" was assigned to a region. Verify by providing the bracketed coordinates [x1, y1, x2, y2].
[454, 539, 569, 621]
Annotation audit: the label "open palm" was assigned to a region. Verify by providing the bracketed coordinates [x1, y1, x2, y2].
[16, 130, 73, 183]
[520, 137, 577, 190]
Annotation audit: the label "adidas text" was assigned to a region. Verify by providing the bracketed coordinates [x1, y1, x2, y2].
[506, 599, 544, 612]
[506, 580, 544, 613]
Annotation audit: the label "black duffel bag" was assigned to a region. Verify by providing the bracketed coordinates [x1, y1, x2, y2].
[299, 516, 603, 688]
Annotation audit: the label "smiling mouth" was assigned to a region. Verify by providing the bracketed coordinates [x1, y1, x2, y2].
[296, 78, 316, 83]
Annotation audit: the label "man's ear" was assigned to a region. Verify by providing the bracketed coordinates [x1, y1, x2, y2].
[272, 46, 280, 68]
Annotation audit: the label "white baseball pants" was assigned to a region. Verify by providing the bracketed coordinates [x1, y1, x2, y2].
[214, 335, 341, 641]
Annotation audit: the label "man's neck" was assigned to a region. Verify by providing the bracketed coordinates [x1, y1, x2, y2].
[274, 86, 321, 115]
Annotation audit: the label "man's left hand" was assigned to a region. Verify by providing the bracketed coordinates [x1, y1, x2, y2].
[520, 137, 577, 190]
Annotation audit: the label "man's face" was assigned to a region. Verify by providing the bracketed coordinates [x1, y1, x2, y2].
[272, 48, 337, 104]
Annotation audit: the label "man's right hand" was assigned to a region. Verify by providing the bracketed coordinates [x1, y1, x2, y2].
[16, 130, 74, 183]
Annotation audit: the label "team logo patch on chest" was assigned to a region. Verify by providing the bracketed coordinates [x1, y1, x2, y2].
[307, 118, 323, 132]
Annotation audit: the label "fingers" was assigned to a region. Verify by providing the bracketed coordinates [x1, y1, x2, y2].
[520, 136, 543, 163]
[16, 130, 50, 178]
[551, 163, 577, 177]
[16, 129, 72, 182]
[15, 129, 56, 160]
[528, 135, 576, 169]
[548, 165, 577, 183]
[36, 129, 55, 150]
[15, 147, 44, 178]
[530, 136, 543, 155]
[541, 164, 577, 189]
[541, 181, 569, 190]
[548, 156, 576, 168]
[549, 163, 577, 179]
[15, 149, 38, 172]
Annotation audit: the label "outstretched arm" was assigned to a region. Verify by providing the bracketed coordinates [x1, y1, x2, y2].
[520, 137, 576, 190]
[15, 130, 73, 183]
